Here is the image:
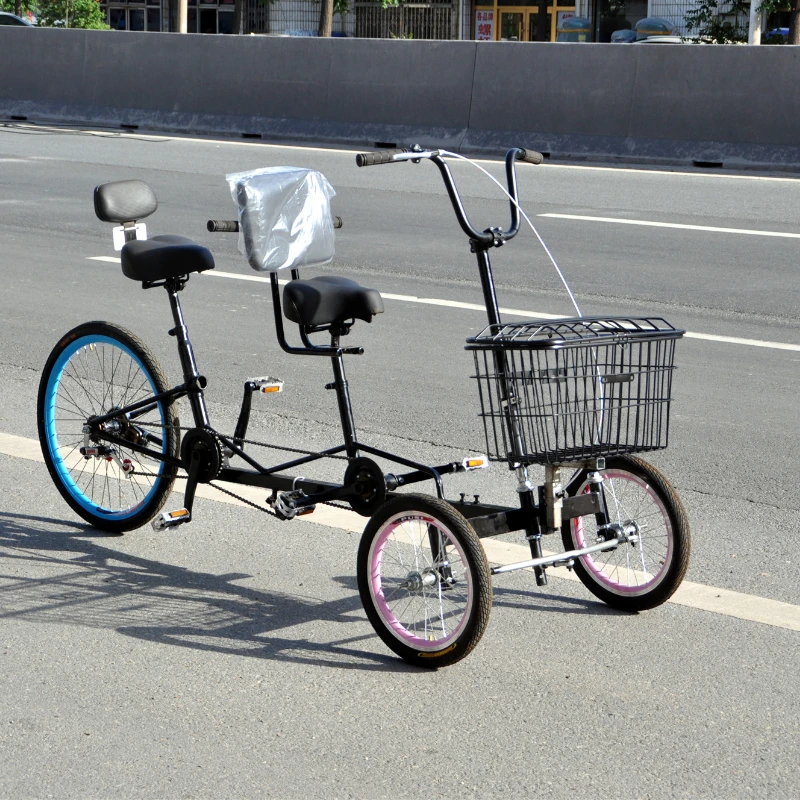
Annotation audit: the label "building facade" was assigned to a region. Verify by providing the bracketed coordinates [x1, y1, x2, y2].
[97, 0, 699, 40]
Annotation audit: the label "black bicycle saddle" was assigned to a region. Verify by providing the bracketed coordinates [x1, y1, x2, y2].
[283, 276, 384, 327]
[121, 235, 215, 282]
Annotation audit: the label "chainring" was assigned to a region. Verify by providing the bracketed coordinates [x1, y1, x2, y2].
[344, 456, 387, 517]
[180, 427, 223, 483]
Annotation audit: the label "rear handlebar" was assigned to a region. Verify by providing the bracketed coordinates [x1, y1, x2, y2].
[207, 216, 343, 232]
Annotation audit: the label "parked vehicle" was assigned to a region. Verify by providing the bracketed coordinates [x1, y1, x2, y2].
[0, 11, 33, 25]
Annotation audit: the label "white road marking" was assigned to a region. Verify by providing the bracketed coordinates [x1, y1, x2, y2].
[540, 213, 800, 239]
[23, 123, 798, 181]
[87, 257, 800, 352]
[3, 429, 798, 633]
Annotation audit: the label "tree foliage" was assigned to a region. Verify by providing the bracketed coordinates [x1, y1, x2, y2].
[684, 0, 749, 42]
[0, 0, 36, 19]
[758, 0, 800, 43]
[685, 0, 800, 43]
[318, 0, 397, 36]
[36, 0, 109, 28]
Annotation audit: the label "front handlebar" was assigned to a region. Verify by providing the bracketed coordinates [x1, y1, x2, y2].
[354, 145, 542, 246]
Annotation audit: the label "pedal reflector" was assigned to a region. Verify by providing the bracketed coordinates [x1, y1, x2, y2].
[151, 508, 192, 531]
[250, 376, 283, 394]
[462, 455, 489, 471]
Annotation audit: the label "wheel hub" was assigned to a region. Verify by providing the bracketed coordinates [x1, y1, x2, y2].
[596, 520, 640, 545]
[403, 569, 439, 593]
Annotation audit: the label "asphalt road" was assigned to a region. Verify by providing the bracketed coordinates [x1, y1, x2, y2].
[0, 124, 798, 799]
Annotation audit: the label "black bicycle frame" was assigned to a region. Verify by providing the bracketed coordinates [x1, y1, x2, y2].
[90, 152, 609, 566]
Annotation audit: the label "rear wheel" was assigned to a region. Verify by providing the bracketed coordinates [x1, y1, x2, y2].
[37, 322, 180, 533]
[358, 494, 492, 668]
[561, 455, 690, 611]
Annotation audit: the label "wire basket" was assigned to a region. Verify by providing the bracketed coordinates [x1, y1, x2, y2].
[466, 317, 684, 465]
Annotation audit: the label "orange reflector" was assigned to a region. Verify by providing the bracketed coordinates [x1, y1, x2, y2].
[260, 386, 281, 393]
[466, 459, 484, 468]
[169, 509, 190, 518]
[417, 643, 457, 658]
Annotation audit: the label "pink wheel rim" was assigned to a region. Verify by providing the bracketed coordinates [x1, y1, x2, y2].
[571, 470, 673, 595]
[368, 512, 474, 650]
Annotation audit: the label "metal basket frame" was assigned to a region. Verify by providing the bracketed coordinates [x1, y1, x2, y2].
[466, 316, 684, 465]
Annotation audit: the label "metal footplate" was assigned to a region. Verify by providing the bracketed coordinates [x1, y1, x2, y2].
[151, 508, 192, 531]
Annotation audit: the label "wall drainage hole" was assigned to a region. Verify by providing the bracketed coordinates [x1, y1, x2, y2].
[693, 160, 723, 169]
[241, 133, 262, 139]
[120, 123, 139, 130]
[374, 141, 397, 149]
[10, 115, 28, 121]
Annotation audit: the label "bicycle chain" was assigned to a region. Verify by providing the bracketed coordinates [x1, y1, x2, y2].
[124, 466, 353, 519]
[207, 481, 353, 517]
[117, 422, 356, 518]
[135, 421, 347, 461]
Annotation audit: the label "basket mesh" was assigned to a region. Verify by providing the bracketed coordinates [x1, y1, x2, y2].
[467, 317, 683, 465]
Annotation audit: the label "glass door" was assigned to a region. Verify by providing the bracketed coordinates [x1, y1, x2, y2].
[492, 2, 576, 41]
[499, 11, 524, 40]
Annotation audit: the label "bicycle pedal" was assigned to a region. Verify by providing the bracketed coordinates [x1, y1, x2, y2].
[248, 376, 283, 394]
[151, 508, 192, 531]
[267, 490, 315, 521]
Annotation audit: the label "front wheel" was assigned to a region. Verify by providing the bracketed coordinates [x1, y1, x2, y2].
[357, 494, 492, 668]
[561, 455, 690, 612]
[37, 321, 180, 533]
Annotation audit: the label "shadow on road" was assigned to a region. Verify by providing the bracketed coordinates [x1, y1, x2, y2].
[490, 585, 623, 616]
[0, 511, 408, 672]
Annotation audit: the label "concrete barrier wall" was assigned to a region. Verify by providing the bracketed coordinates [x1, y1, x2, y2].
[1, 26, 798, 168]
[465, 42, 800, 166]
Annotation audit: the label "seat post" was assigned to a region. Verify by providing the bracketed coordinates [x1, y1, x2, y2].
[166, 280, 210, 428]
[329, 330, 359, 459]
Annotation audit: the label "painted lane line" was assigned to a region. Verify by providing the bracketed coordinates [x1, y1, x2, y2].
[3, 429, 799, 633]
[87, 257, 800, 352]
[683, 331, 800, 351]
[87, 258, 565, 319]
[35, 124, 800, 182]
[540, 213, 800, 239]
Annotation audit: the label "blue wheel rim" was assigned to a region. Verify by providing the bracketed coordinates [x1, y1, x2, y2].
[43, 334, 168, 521]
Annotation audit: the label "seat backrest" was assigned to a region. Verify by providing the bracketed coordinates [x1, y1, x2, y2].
[94, 180, 158, 224]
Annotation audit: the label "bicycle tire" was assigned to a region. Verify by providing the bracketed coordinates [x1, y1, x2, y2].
[561, 455, 690, 612]
[357, 494, 492, 668]
[37, 321, 180, 533]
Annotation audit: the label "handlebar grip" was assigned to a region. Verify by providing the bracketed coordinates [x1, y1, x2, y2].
[355, 148, 410, 168]
[207, 217, 341, 232]
[207, 219, 239, 232]
[517, 149, 544, 165]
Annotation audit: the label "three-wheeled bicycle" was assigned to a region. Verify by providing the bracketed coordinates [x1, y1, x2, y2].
[37, 146, 690, 668]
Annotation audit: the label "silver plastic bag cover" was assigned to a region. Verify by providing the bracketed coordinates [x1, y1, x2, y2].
[226, 166, 336, 272]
